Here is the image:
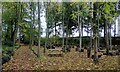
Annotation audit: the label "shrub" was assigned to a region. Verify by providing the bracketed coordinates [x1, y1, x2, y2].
[2, 54, 11, 64]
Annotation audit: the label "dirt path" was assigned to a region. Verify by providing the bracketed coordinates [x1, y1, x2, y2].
[2, 45, 37, 70]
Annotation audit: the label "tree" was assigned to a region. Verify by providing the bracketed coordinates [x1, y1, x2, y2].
[0, 3, 2, 50]
[44, 2, 50, 53]
[87, 2, 93, 58]
[62, 2, 65, 52]
[29, 2, 33, 49]
[29, 2, 36, 49]
[2, 2, 27, 45]
[78, 3, 82, 52]
[38, 1, 41, 57]
[17, 2, 22, 44]
[101, 2, 119, 55]
[0, 3, 2, 70]
[93, 2, 99, 64]
[11, 2, 19, 51]
[44, 2, 48, 53]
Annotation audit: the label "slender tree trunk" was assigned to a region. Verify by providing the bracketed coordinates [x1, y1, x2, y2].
[45, 2, 49, 53]
[0, 3, 2, 49]
[55, 22, 57, 36]
[78, 3, 82, 52]
[87, 21, 89, 37]
[18, 2, 21, 45]
[18, 2, 23, 44]
[98, 33, 100, 48]
[114, 22, 116, 46]
[38, 1, 41, 57]
[29, 2, 32, 49]
[79, 17, 82, 51]
[62, 21, 65, 52]
[88, 2, 93, 58]
[93, 3, 98, 64]
[45, 4, 47, 54]
[81, 17, 83, 37]
[104, 22, 106, 47]
[45, 29, 47, 51]
[17, 3, 20, 44]
[62, 4, 65, 52]
[66, 27, 68, 51]
[87, 23, 89, 36]
[29, 2, 35, 49]
[0, 3, 2, 71]
[47, 28, 49, 46]
[105, 20, 109, 55]
[109, 23, 112, 50]
[89, 23, 92, 58]
[97, 12, 100, 49]
[12, 2, 19, 50]
[93, 32, 98, 63]
[81, 17, 83, 48]
[32, 2, 35, 46]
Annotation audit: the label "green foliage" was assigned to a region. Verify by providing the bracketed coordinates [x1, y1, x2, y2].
[46, 2, 119, 37]
[2, 54, 11, 64]
[49, 36, 61, 44]
[40, 37, 46, 46]
[2, 44, 20, 64]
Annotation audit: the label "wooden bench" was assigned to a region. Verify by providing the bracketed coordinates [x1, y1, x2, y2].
[48, 48, 63, 57]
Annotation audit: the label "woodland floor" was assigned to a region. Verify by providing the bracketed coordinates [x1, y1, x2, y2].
[2, 45, 120, 70]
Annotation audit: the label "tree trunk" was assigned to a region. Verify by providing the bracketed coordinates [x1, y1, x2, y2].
[109, 23, 112, 50]
[93, 33, 98, 63]
[105, 20, 109, 55]
[97, 12, 100, 49]
[0, 3, 2, 50]
[18, 2, 22, 45]
[78, 3, 82, 52]
[12, 2, 19, 50]
[29, 2, 32, 49]
[32, 2, 35, 46]
[98, 33, 100, 48]
[89, 23, 92, 58]
[62, 21, 65, 52]
[81, 17, 83, 37]
[0, 3, 2, 71]
[17, 2, 20, 44]
[62, 4, 65, 52]
[29, 2, 35, 49]
[45, 32, 47, 53]
[55, 22, 57, 36]
[88, 2, 93, 58]
[93, 28, 98, 63]
[62, 21, 66, 51]
[93, 3, 98, 64]
[66, 27, 68, 52]
[44, 3, 48, 54]
[81, 17, 83, 48]
[38, 2, 41, 57]
[0, 3, 2, 48]
[104, 22, 106, 47]
[18, 2, 23, 44]
[114, 22, 116, 46]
